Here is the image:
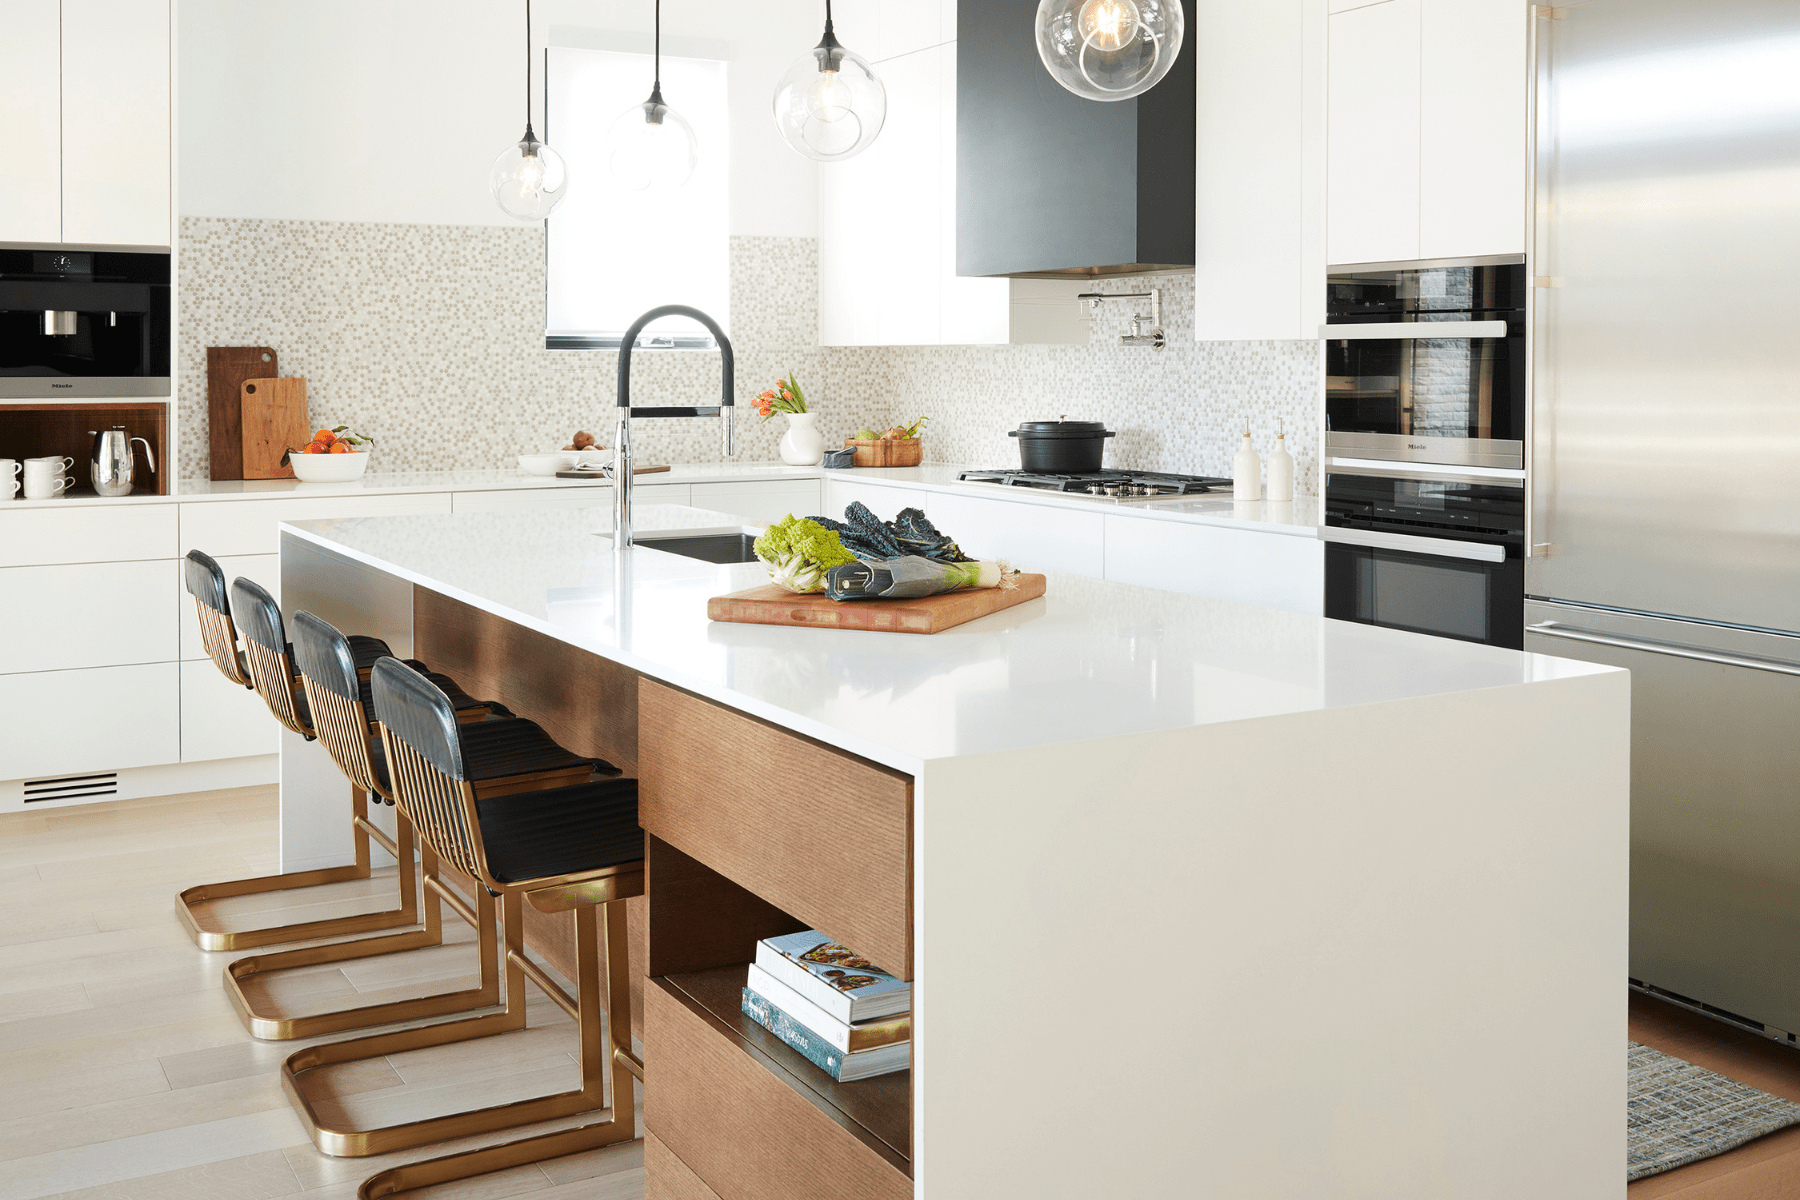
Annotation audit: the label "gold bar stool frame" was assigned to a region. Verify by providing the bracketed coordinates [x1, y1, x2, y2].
[219, 609, 527, 1041]
[174, 571, 421, 953]
[283, 658, 644, 1175]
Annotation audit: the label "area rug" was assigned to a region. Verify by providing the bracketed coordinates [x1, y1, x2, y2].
[1628, 1041, 1800, 1181]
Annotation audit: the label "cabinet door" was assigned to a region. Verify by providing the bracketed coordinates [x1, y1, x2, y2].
[690, 480, 823, 525]
[927, 493, 1106, 579]
[179, 493, 455, 557]
[1419, 0, 1527, 258]
[451, 487, 614, 514]
[823, 478, 932, 520]
[871, 46, 944, 345]
[61, 0, 171, 247]
[0, 1, 62, 243]
[0, 558, 179, 674]
[0, 504, 177, 567]
[1104, 517, 1325, 615]
[1327, 0, 1421, 265]
[180, 659, 275, 762]
[0, 662, 178, 782]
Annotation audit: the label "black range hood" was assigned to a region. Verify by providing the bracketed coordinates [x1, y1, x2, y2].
[956, 0, 1196, 280]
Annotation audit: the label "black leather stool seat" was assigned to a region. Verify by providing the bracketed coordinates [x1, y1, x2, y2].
[473, 779, 641, 885]
[347, 635, 397, 672]
[367, 717, 602, 792]
[357, 671, 489, 720]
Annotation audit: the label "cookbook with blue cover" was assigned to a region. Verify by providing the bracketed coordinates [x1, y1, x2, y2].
[741, 987, 910, 1082]
[754, 930, 912, 1024]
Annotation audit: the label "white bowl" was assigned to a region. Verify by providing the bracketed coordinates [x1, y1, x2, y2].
[518, 453, 563, 476]
[569, 448, 611, 468]
[289, 451, 371, 483]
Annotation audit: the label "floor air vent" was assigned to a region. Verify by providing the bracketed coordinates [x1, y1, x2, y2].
[23, 772, 120, 802]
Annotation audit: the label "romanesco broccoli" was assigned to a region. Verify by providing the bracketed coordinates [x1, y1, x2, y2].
[754, 514, 858, 593]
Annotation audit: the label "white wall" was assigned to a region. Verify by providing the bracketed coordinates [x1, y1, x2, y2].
[177, 0, 821, 236]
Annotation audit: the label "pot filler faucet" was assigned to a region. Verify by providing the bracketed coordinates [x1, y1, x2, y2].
[1077, 287, 1165, 351]
[610, 305, 736, 549]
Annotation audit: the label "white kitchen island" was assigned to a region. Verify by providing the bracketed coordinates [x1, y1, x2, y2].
[279, 503, 1628, 1200]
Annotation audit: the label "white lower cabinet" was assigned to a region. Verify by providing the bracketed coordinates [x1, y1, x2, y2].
[824, 478, 933, 521]
[0, 662, 179, 782]
[0, 505, 178, 568]
[1104, 517, 1324, 615]
[928, 493, 1107, 579]
[452, 487, 612, 513]
[179, 552, 277, 660]
[0, 559, 178, 674]
[180, 493, 456, 557]
[180, 659, 275, 763]
[691, 480, 822, 525]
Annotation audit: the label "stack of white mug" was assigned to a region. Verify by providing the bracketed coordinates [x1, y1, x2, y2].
[3, 455, 77, 500]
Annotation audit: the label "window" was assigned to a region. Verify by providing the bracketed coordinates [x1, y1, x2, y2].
[545, 46, 729, 350]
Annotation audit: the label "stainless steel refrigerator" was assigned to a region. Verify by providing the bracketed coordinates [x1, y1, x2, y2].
[1525, 0, 1800, 1032]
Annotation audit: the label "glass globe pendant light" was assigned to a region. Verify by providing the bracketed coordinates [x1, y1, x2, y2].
[606, 0, 699, 192]
[772, 0, 886, 162]
[1035, 0, 1185, 102]
[489, 0, 568, 220]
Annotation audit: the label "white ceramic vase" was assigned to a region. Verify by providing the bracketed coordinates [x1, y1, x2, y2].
[778, 411, 825, 466]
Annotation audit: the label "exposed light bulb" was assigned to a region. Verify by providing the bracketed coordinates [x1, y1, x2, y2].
[1079, 0, 1139, 52]
[808, 69, 852, 122]
[489, 133, 568, 220]
[517, 153, 544, 194]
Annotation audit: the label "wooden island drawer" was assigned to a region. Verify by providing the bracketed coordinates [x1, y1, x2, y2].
[638, 680, 913, 979]
[646, 979, 910, 1200]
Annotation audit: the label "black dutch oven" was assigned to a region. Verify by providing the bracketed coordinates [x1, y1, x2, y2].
[1008, 418, 1116, 472]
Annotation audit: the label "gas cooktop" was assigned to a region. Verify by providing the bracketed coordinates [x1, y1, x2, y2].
[958, 469, 1233, 500]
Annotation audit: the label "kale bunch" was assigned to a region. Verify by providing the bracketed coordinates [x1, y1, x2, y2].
[807, 503, 972, 563]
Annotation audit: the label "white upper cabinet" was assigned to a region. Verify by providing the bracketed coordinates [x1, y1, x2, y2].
[1418, 0, 1527, 259]
[1327, 0, 1423, 266]
[818, 0, 1047, 347]
[1193, 0, 1326, 341]
[1327, 0, 1526, 265]
[61, 0, 171, 246]
[0, 2, 63, 243]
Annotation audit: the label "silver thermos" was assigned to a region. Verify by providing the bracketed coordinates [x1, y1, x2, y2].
[90, 427, 155, 497]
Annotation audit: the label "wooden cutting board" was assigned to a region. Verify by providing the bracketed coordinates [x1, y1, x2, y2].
[206, 346, 277, 480]
[708, 574, 1047, 635]
[240, 377, 308, 479]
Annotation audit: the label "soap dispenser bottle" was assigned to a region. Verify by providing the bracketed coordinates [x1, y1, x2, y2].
[1233, 420, 1262, 501]
[1266, 418, 1294, 503]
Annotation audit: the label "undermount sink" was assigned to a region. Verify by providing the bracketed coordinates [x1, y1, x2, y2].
[636, 533, 760, 564]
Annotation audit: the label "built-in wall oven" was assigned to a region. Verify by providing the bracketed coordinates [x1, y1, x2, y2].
[1324, 255, 1525, 471]
[0, 243, 171, 397]
[1322, 466, 1525, 650]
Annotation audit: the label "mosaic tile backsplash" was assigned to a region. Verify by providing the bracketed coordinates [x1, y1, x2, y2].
[177, 217, 1321, 492]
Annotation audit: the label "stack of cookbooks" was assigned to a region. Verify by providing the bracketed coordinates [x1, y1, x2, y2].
[741, 930, 911, 1083]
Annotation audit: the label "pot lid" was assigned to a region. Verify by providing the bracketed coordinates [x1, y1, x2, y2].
[1013, 416, 1112, 436]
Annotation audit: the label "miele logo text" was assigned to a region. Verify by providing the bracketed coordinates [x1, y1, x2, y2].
[1408, 443, 1427, 449]
[52, 383, 72, 388]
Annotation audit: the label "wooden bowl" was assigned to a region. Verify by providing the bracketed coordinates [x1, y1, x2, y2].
[845, 438, 923, 468]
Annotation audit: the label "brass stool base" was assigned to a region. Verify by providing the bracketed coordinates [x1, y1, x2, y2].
[177, 788, 414, 953]
[356, 1104, 641, 1200]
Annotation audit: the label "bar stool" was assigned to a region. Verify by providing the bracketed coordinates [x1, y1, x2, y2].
[174, 574, 470, 954]
[182, 550, 253, 689]
[282, 657, 643, 1169]
[220, 610, 599, 1041]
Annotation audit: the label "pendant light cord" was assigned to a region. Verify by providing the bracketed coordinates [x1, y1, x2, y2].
[654, 0, 662, 90]
[523, 0, 534, 133]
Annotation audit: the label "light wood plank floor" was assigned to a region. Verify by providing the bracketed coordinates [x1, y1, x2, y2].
[0, 785, 643, 1200]
[1630, 990, 1800, 1197]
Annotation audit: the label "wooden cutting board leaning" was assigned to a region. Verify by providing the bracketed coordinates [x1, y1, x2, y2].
[708, 574, 1048, 635]
[240, 378, 309, 479]
[206, 345, 277, 480]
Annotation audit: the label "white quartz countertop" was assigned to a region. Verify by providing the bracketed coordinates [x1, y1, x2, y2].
[4, 460, 1320, 538]
[284, 504, 1610, 775]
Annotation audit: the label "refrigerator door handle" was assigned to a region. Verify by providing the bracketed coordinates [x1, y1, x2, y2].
[1527, 622, 1800, 677]
[1321, 527, 1508, 563]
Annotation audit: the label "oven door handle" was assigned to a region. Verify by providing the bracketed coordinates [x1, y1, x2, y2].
[1317, 320, 1511, 340]
[1320, 526, 1508, 563]
[1526, 622, 1800, 678]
